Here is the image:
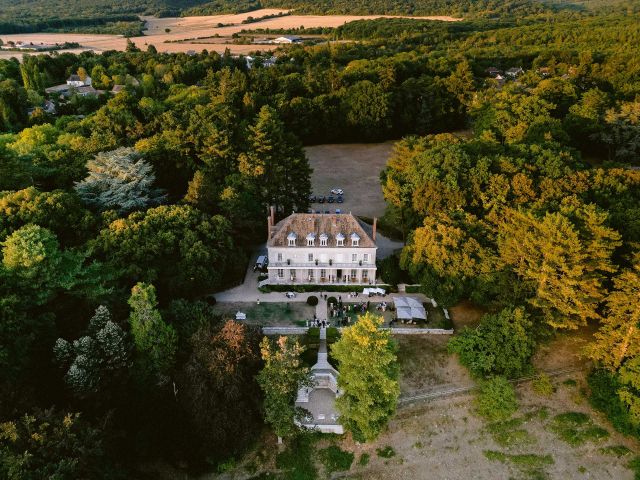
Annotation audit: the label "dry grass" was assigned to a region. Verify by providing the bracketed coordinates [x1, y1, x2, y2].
[306, 142, 395, 218]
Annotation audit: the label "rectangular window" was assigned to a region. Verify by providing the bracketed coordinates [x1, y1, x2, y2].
[363, 270, 369, 280]
[351, 269, 357, 279]
[320, 238, 327, 246]
[337, 239, 344, 247]
[320, 269, 326, 279]
[308, 269, 314, 281]
[307, 239, 314, 246]
[353, 239, 359, 247]
[363, 254, 369, 263]
[277, 269, 284, 279]
[308, 253, 313, 262]
[277, 253, 282, 262]
[352, 254, 357, 262]
[291, 270, 296, 280]
[288, 239, 295, 247]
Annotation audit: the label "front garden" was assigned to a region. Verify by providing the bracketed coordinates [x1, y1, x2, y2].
[211, 301, 315, 326]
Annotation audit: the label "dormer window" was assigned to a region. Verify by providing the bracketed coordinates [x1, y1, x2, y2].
[336, 233, 345, 247]
[320, 233, 328, 247]
[306, 232, 316, 247]
[351, 232, 360, 247]
[287, 232, 297, 247]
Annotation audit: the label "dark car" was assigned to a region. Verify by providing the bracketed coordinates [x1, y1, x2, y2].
[318, 196, 326, 203]
[309, 195, 317, 203]
[328, 196, 335, 203]
[337, 196, 344, 203]
[324, 210, 330, 214]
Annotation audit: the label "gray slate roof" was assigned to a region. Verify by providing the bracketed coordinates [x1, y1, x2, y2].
[268, 213, 375, 248]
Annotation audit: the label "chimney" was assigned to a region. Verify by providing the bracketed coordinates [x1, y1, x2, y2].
[267, 215, 272, 240]
[372, 217, 377, 242]
[270, 206, 275, 226]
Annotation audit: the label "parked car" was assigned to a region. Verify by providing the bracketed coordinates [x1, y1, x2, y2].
[309, 195, 316, 202]
[335, 209, 341, 214]
[324, 210, 330, 214]
[327, 196, 335, 203]
[337, 196, 344, 203]
[318, 195, 326, 203]
[254, 255, 268, 272]
[285, 291, 296, 298]
[331, 188, 344, 195]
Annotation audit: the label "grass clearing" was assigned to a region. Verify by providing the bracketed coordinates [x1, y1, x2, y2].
[599, 445, 632, 457]
[484, 450, 554, 479]
[548, 412, 610, 446]
[486, 417, 536, 448]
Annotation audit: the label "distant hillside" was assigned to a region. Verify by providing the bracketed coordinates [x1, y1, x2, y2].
[0, 0, 211, 34]
[0, 0, 562, 34]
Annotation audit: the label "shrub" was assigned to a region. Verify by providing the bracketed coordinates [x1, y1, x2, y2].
[532, 373, 555, 397]
[588, 369, 640, 439]
[327, 296, 337, 306]
[376, 446, 396, 458]
[318, 445, 354, 474]
[475, 376, 518, 422]
[448, 306, 535, 379]
[358, 453, 370, 466]
[307, 295, 319, 306]
[548, 412, 609, 446]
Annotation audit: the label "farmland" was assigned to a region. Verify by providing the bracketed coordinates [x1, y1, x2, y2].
[0, 9, 461, 60]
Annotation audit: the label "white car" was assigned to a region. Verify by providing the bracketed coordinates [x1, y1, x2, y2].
[330, 188, 344, 195]
[285, 291, 296, 298]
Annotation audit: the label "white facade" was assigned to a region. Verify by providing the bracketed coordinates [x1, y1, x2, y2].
[266, 213, 377, 285]
[267, 245, 377, 285]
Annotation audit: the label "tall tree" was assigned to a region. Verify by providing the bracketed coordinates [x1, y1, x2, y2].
[240, 105, 311, 217]
[74, 147, 166, 213]
[180, 320, 262, 461]
[257, 336, 311, 441]
[497, 203, 621, 329]
[589, 262, 640, 370]
[331, 312, 399, 441]
[54, 305, 130, 397]
[128, 282, 177, 385]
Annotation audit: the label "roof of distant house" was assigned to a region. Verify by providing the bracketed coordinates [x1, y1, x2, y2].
[268, 213, 375, 248]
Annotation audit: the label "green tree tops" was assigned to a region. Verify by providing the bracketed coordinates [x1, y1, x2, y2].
[128, 282, 177, 385]
[54, 305, 130, 396]
[331, 313, 399, 441]
[257, 336, 311, 440]
[74, 147, 166, 213]
[448, 306, 535, 378]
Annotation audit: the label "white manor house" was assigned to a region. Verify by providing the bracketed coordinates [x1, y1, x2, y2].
[266, 212, 377, 285]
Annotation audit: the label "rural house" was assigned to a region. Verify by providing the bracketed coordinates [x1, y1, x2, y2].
[266, 212, 377, 285]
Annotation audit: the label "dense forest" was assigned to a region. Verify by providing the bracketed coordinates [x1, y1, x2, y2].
[1, 0, 640, 477]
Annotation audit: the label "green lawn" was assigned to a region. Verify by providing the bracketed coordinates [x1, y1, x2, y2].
[212, 302, 315, 326]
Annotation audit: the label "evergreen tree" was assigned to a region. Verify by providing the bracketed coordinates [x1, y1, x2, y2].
[74, 147, 166, 213]
[128, 282, 177, 385]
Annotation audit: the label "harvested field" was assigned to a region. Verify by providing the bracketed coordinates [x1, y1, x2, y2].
[306, 142, 395, 218]
[0, 9, 462, 60]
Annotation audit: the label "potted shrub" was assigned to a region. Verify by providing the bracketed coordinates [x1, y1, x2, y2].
[315, 259, 318, 265]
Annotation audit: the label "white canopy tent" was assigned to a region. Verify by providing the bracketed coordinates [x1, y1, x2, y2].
[235, 311, 247, 320]
[363, 287, 386, 296]
[394, 297, 427, 321]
